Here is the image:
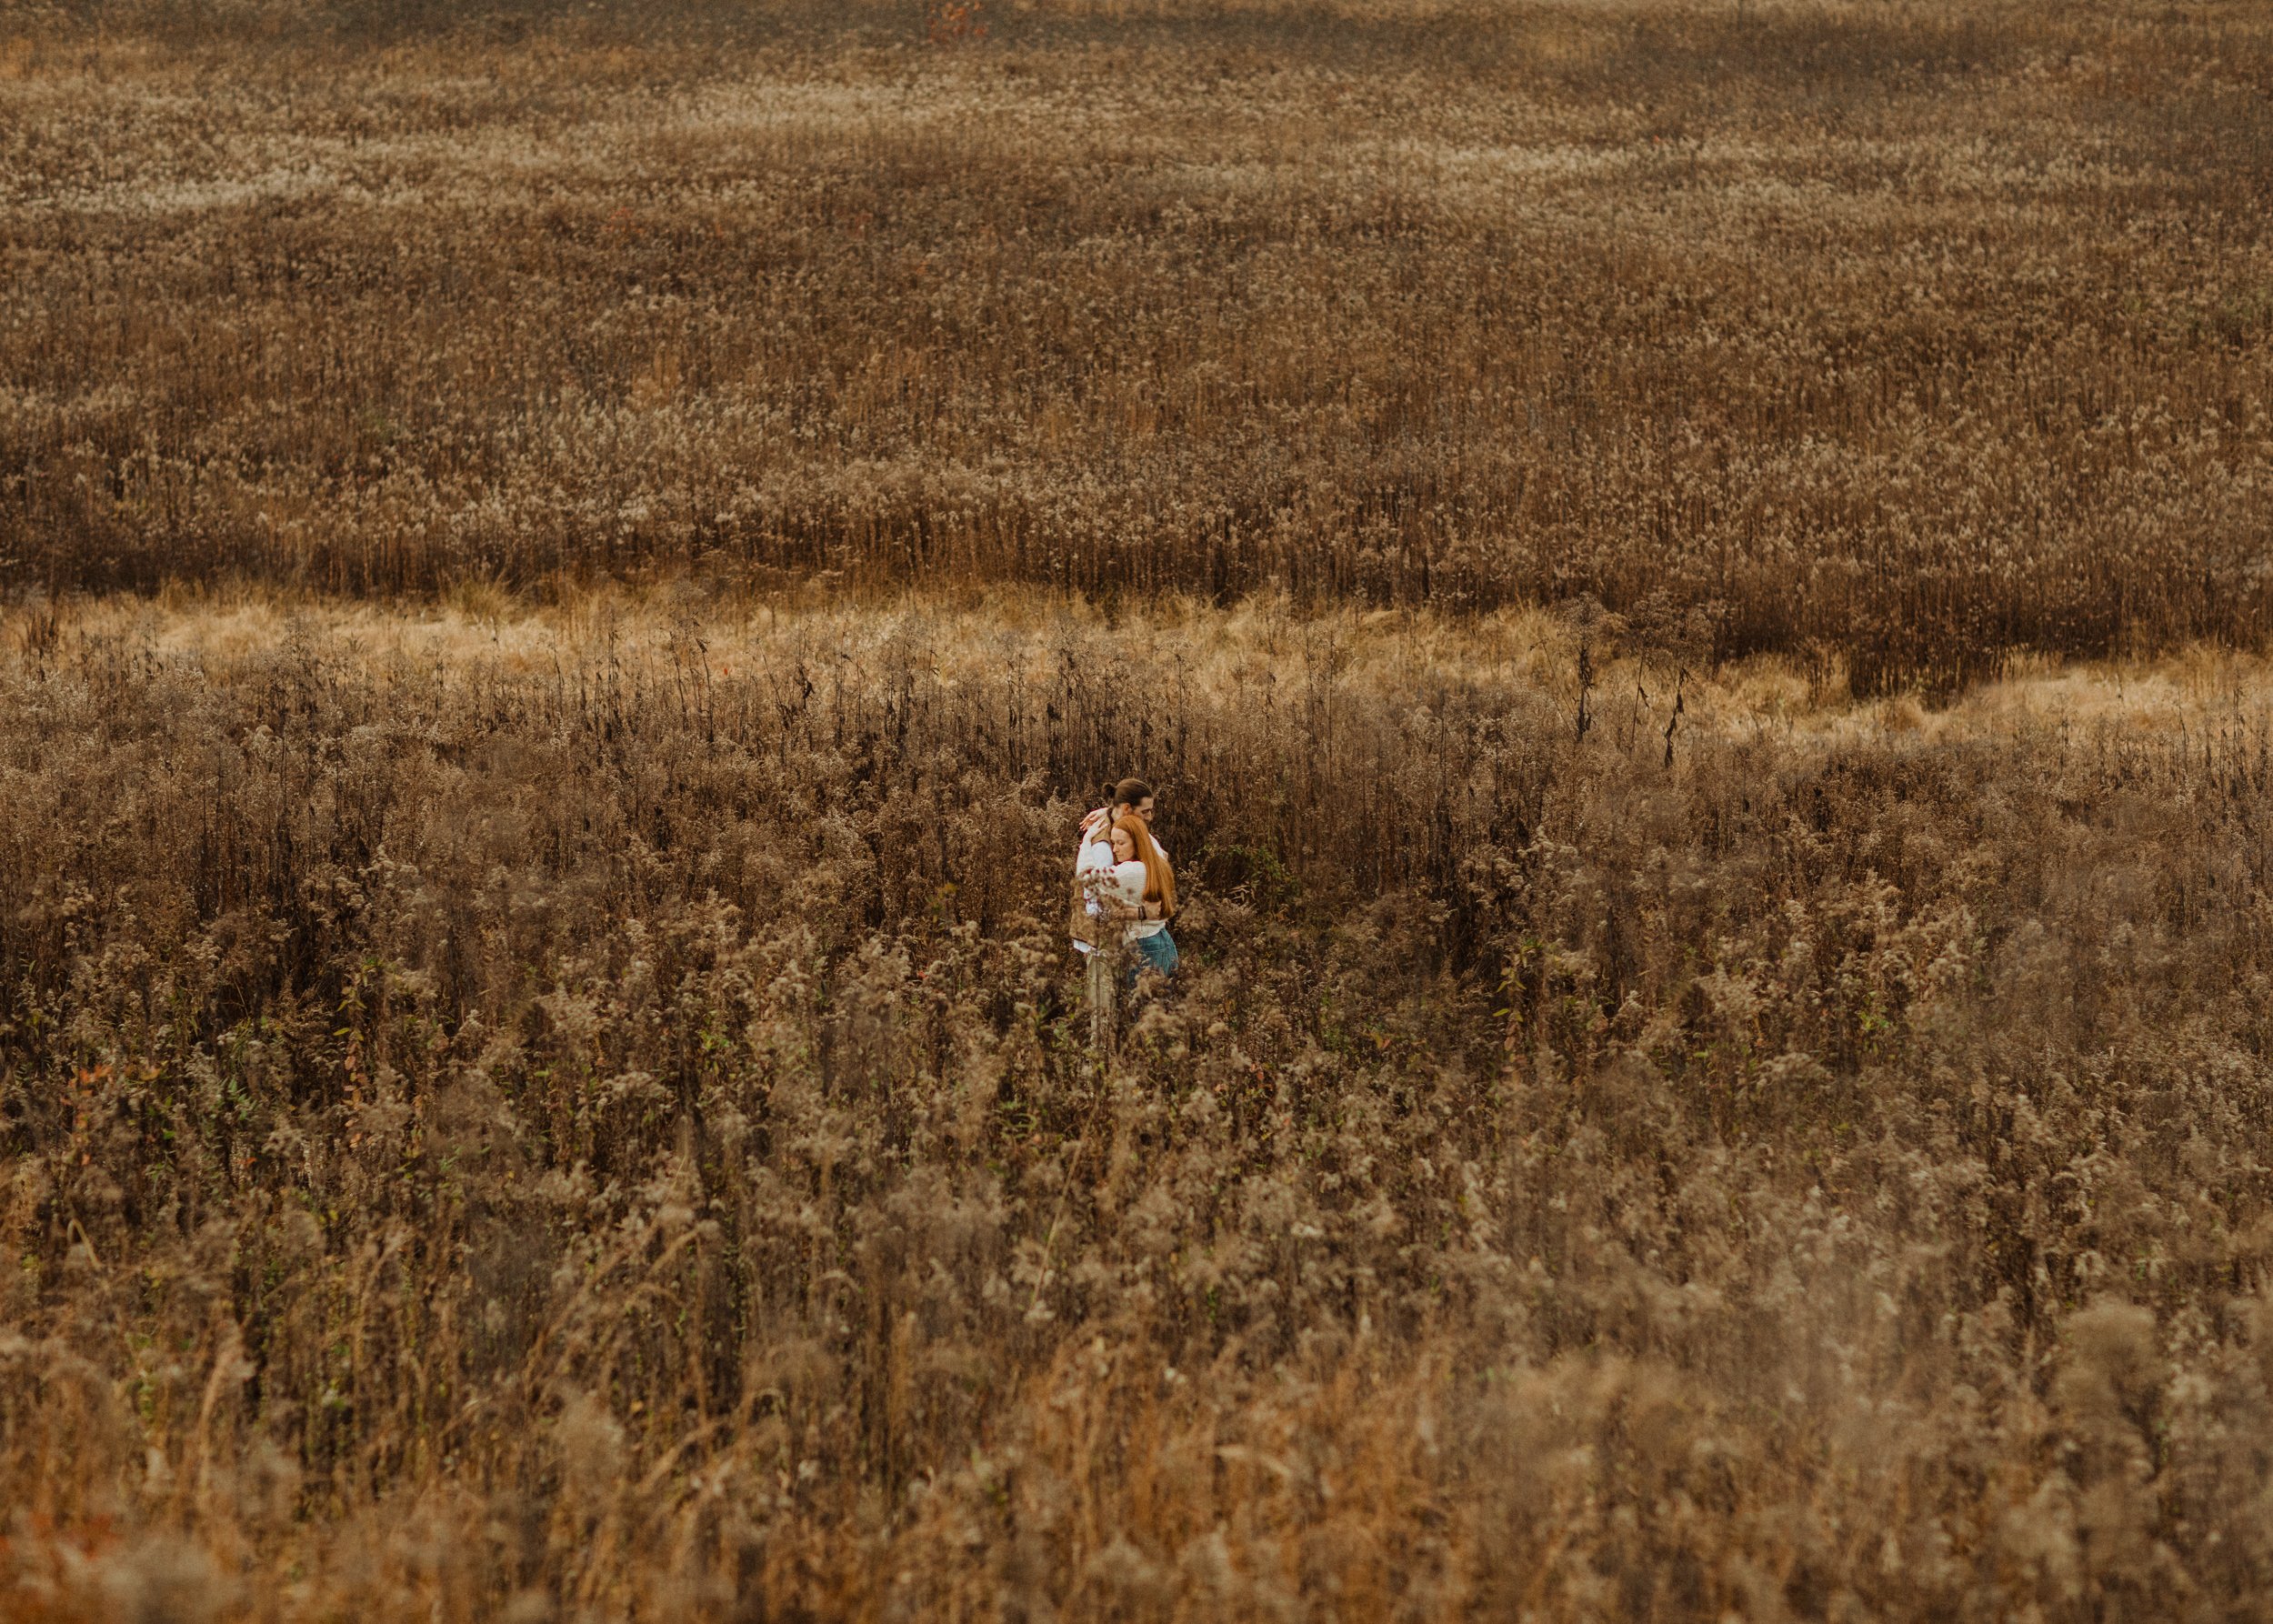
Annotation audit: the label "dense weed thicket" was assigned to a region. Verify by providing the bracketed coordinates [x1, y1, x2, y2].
[13, 1, 2273, 1617]
[5, 1, 2273, 687]
[9, 595, 2273, 1619]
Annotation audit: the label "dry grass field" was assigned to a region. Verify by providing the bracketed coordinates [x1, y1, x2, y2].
[10, 2, 2273, 1620]
[8, 0, 2273, 687]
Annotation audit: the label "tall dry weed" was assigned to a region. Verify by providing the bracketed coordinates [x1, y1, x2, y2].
[6, 595, 2273, 1618]
[4, 2, 2272, 687]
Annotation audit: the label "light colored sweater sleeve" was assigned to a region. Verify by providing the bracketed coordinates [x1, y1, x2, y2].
[1074, 841, 1119, 917]
[1103, 861, 1146, 910]
[1074, 843, 1146, 917]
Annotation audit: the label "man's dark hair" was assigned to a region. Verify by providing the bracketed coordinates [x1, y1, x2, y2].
[1112, 777, 1155, 808]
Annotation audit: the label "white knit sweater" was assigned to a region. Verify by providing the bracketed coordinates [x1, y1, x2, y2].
[1072, 839, 1151, 952]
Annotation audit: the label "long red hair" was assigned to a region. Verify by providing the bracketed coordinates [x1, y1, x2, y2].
[1116, 813, 1176, 917]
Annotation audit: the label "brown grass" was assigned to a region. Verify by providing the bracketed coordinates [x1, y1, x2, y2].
[9, 586, 2273, 1619]
[5, 0, 2273, 688]
[13, 2, 2273, 1618]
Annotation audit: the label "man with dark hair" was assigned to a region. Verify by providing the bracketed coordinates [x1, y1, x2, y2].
[1086, 777, 1155, 837]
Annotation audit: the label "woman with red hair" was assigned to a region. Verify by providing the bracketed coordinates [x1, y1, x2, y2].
[1109, 809, 1178, 982]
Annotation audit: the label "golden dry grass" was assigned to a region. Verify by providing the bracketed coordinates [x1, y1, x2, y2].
[12, 2, 2273, 1619]
[6, 0, 2273, 687]
[10, 586, 2273, 1620]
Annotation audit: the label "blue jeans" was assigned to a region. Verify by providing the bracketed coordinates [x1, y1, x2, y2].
[1127, 929, 1178, 987]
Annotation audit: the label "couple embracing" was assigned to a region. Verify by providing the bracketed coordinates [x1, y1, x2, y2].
[1071, 777, 1178, 1015]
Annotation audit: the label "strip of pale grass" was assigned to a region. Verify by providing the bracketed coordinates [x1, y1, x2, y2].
[46, 585, 2273, 754]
